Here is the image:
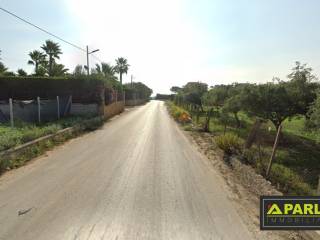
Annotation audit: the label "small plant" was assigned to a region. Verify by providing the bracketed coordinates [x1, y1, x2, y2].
[215, 133, 243, 155]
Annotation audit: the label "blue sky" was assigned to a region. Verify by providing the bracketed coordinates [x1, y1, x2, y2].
[1, 0, 319, 93]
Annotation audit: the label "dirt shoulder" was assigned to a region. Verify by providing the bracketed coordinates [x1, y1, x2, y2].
[183, 128, 307, 240]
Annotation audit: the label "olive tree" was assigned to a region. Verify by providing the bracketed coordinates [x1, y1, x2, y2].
[222, 95, 242, 128]
[241, 81, 302, 176]
[309, 91, 320, 129]
[201, 86, 228, 132]
[179, 82, 208, 122]
[287, 62, 319, 117]
[242, 82, 295, 129]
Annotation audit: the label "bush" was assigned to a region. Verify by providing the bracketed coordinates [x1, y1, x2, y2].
[215, 133, 243, 155]
[167, 102, 191, 124]
[269, 163, 313, 195]
[80, 117, 104, 131]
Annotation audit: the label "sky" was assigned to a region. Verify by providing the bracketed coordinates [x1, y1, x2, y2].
[1, 0, 320, 94]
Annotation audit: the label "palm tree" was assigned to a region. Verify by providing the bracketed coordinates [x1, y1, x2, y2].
[0, 62, 8, 74]
[51, 63, 69, 77]
[41, 40, 62, 76]
[17, 69, 28, 77]
[114, 57, 129, 85]
[95, 62, 117, 79]
[28, 50, 46, 75]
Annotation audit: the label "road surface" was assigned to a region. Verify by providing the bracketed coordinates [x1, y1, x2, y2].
[0, 101, 254, 240]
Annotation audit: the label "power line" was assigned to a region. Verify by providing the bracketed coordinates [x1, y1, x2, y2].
[0, 6, 86, 53]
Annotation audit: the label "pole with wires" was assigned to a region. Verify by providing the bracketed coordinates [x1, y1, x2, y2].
[86, 46, 100, 75]
[0, 7, 102, 72]
[86, 46, 90, 75]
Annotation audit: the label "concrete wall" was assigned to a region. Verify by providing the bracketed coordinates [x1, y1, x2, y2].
[125, 99, 147, 106]
[104, 101, 125, 119]
[71, 101, 124, 119]
[70, 103, 99, 116]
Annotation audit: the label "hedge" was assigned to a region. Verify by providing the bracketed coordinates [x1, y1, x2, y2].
[0, 76, 106, 103]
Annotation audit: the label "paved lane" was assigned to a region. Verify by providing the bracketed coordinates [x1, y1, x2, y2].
[0, 101, 253, 240]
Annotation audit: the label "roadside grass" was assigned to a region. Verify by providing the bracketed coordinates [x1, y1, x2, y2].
[0, 123, 62, 152]
[0, 116, 96, 152]
[167, 101, 320, 195]
[0, 116, 104, 173]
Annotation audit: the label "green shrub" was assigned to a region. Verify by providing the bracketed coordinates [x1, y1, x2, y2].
[20, 125, 61, 142]
[269, 163, 313, 195]
[166, 102, 191, 124]
[0, 128, 22, 151]
[80, 117, 104, 131]
[215, 133, 243, 155]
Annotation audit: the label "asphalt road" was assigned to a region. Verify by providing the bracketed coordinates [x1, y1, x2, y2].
[0, 101, 254, 240]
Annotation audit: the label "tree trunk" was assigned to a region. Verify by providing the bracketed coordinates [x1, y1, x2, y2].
[49, 55, 53, 76]
[234, 112, 241, 128]
[317, 175, 320, 195]
[266, 124, 282, 178]
[35, 62, 39, 74]
[203, 108, 213, 132]
[196, 106, 200, 124]
[244, 119, 262, 149]
[120, 72, 123, 85]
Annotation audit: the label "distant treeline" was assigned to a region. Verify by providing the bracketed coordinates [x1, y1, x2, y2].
[171, 62, 320, 133]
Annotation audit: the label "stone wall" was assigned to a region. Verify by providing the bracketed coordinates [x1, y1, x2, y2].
[104, 101, 125, 119]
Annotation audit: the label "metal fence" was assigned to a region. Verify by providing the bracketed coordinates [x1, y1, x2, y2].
[0, 96, 72, 127]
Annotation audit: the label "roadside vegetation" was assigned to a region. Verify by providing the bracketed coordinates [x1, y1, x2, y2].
[167, 62, 320, 195]
[0, 116, 98, 151]
[0, 116, 105, 173]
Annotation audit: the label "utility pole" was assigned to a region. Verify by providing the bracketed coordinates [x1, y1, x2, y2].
[86, 46, 89, 75]
[86, 46, 99, 76]
[131, 75, 133, 87]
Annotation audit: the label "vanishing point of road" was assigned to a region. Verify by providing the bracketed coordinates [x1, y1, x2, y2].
[0, 101, 254, 240]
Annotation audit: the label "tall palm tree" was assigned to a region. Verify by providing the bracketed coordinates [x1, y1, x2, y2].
[41, 40, 62, 76]
[28, 50, 46, 75]
[114, 57, 129, 85]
